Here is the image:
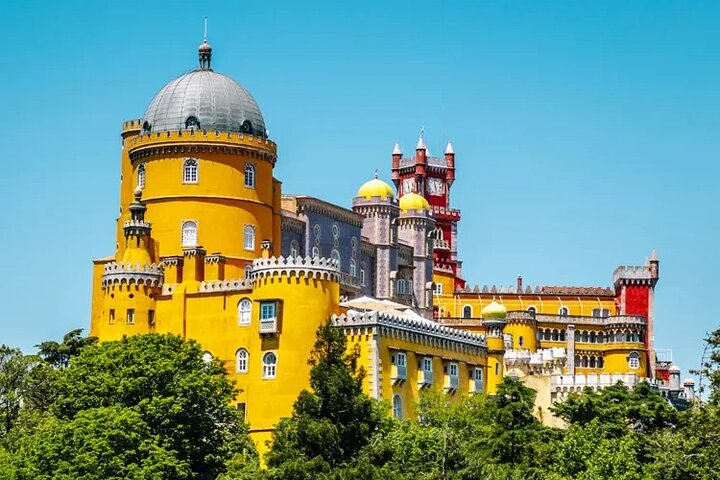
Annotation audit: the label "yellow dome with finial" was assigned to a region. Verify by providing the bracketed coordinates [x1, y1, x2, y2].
[481, 300, 507, 320]
[398, 192, 431, 213]
[357, 174, 394, 200]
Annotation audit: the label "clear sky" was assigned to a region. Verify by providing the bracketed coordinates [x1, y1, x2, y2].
[0, 1, 717, 375]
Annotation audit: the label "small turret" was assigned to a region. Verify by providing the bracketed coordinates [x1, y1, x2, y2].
[445, 142, 455, 186]
[391, 142, 402, 187]
[121, 187, 153, 265]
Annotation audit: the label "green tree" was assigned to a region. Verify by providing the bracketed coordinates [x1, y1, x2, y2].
[0, 346, 34, 436]
[264, 321, 386, 477]
[35, 328, 97, 369]
[48, 334, 255, 479]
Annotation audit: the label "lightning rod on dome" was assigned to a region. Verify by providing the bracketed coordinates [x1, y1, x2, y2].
[203, 16, 208, 42]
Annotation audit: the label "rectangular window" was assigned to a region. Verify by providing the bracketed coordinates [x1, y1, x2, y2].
[148, 310, 155, 325]
[236, 402, 246, 419]
[433, 283, 443, 295]
[396, 352, 406, 367]
[592, 308, 609, 317]
[260, 302, 276, 320]
[126, 308, 135, 325]
[449, 363, 458, 377]
[109, 309, 115, 325]
[474, 367, 483, 381]
[360, 269, 366, 286]
[422, 357, 433, 372]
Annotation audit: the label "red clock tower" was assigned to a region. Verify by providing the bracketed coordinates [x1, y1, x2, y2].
[391, 132, 465, 290]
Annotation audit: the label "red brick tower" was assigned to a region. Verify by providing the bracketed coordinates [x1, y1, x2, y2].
[391, 132, 465, 290]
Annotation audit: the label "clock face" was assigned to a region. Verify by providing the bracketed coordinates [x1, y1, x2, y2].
[402, 177, 416, 194]
[426, 178, 444, 196]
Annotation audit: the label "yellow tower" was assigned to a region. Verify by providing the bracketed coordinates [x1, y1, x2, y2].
[482, 300, 507, 393]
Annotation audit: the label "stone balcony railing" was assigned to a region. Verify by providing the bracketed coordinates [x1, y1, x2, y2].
[552, 373, 640, 389]
[535, 313, 646, 326]
[339, 272, 361, 290]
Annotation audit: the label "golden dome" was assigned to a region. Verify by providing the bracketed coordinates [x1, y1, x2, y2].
[398, 192, 431, 213]
[357, 177, 394, 200]
[481, 300, 507, 320]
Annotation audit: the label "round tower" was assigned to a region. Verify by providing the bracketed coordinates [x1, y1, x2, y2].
[352, 174, 399, 299]
[504, 310, 537, 351]
[246, 243, 340, 448]
[117, 41, 278, 280]
[482, 300, 507, 393]
[396, 193, 435, 315]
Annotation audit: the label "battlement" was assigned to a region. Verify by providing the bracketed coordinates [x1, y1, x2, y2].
[252, 256, 339, 282]
[456, 284, 614, 296]
[613, 265, 654, 284]
[332, 311, 486, 350]
[535, 313, 646, 327]
[125, 128, 277, 158]
[199, 278, 252, 293]
[552, 373, 640, 390]
[101, 261, 164, 288]
[431, 205, 460, 219]
[122, 119, 143, 131]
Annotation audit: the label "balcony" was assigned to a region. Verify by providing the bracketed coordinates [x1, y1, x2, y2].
[339, 272, 361, 290]
[259, 318, 277, 335]
[535, 313, 646, 327]
[418, 369, 434, 388]
[391, 364, 407, 384]
[444, 375, 459, 392]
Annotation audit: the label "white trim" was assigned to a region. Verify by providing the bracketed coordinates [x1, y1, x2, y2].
[183, 158, 198, 184]
[235, 348, 249, 373]
[262, 351, 277, 379]
[181, 220, 198, 247]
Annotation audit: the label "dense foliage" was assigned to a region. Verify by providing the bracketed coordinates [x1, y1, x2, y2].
[2, 326, 720, 479]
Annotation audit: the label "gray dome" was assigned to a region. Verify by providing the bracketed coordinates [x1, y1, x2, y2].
[142, 69, 266, 137]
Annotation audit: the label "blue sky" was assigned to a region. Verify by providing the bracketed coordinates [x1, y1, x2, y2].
[0, 1, 717, 375]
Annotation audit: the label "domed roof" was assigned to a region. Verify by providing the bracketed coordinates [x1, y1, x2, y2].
[357, 176, 394, 200]
[482, 300, 507, 321]
[141, 44, 266, 137]
[398, 192, 431, 213]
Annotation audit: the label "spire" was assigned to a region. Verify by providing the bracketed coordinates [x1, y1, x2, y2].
[198, 17, 213, 70]
[445, 141, 454, 155]
[374, 169, 379, 179]
[392, 141, 402, 155]
[416, 127, 426, 150]
[650, 249, 658, 261]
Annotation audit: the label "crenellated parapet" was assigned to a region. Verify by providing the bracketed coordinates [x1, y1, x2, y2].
[123, 219, 152, 237]
[101, 262, 164, 288]
[613, 264, 658, 287]
[199, 278, 252, 293]
[252, 256, 339, 282]
[505, 347, 567, 370]
[332, 311, 486, 355]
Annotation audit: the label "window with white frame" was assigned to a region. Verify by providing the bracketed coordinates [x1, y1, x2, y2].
[238, 298, 252, 325]
[474, 367, 483, 382]
[392, 394, 403, 419]
[262, 352, 277, 378]
[448, 362, 459, 377]
[181, 220, 198, 247]
[360, 268, 366, 286]
[592, 308, 610, 318]
[183, 158, 198, 183]
[260, 302, 277, 322]
[433, 283, 443, 295]
[462, 305, 472, 319]
[236, 349, 248, 373]
[559, 306, 569, 316]
[350, 259, 357, 277]
[628, 352, 640, 369]
[244, 265, 253, 280]
[396, 278, 407, 294]
[243, 225, 255, 250]
[126, 308, 135, 325]
[312, 246, 320, 258]
[244, 163, 256, 188]
[290, 240, 299, 258]
[527, 306, 537, 315]
[422, 357, 433, 373]
[137, 164, 145, 189]
[395, 352, 406, 368]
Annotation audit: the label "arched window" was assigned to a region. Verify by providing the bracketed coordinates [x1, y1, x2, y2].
[243, 225, 255, 250]
[238, 298, 252, 325]
[590, 356, 596, 368]
[462, 305, 473, 319]
[560, 330, 566, 341]
[350, 259, 357, 277]
[527, 306, 537, 316]
[202, 351, 213, 363]
[181, 221, 198, 247]
[360, 268, 366, 286]
[244, 265, 253, 280]
[262, 352, 277, 378]
[241, 120, 253, 134]
[312, 246, 320, 258]
[544, 329, 552, 341]
[183, 158, 198, 183]
[598, 356, 604, 368]
[397, 278, 406, 294]
[137, 164, 146, 188]
[628, 352, 640, 369]
[590, 331, 597, 343]
[552, 329, 559, 341]
[244, 163, 255, 188]
[582, 331, 589, 343]
[559, 306, 569, 316]
[185, 116, 200, 129]
[392, 394, 403, 419]
[290, 240, 300, 258]
[235, 349, 248, 373]
[330, 249, 341, 269]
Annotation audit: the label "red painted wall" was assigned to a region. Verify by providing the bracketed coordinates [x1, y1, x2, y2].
[624, 285, 649, 317]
